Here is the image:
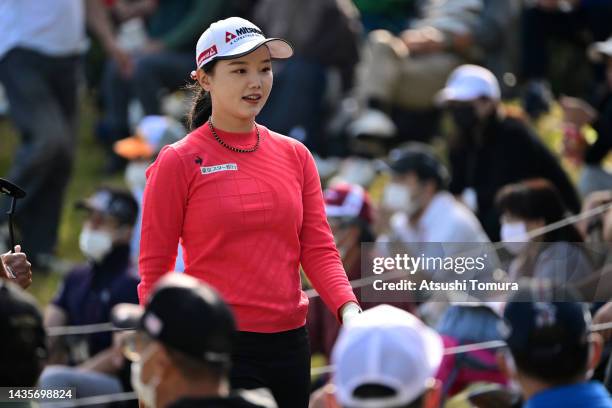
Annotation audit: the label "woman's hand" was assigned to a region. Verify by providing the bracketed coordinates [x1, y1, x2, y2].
[340, 302, 362, 324]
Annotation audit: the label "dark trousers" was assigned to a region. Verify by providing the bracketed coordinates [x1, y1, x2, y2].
[230, 326, 311, 408]
[0, 48, 79, 260]
[101, 51, 193, 143]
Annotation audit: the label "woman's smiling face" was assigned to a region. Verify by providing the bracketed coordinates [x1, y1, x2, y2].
[197, 45, 273, 123]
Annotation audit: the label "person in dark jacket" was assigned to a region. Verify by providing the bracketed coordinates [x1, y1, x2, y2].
[114, 273, 275, 408]
[561, 36, 612, 196]
[439, 65, 580, 240]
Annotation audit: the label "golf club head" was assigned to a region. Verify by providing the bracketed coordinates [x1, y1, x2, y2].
[0, 178, 26, 199]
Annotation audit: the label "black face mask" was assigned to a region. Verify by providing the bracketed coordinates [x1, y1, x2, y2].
[449, 104, 480, 135]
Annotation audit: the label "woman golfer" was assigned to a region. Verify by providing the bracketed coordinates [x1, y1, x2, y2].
[138, 17, 360, 407]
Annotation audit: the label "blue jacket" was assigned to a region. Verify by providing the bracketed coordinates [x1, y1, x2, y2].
[525, 382, 612, 408]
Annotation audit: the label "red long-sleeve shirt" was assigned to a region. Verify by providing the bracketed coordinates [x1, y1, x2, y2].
[138, 124, 357, 333]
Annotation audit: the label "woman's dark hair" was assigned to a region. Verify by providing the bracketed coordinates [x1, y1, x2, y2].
[186, 60, 218, 131]
[495, 178, 583, 242]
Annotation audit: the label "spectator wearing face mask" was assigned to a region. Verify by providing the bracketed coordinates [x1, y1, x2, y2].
[114, 115, 185, 270]
[40, 187, 140, 399]
[496, 178, 593, 285]
[381, 142, 489, 244]
[499, 286, 612, 408]
[440, 65, 581, 241]
[113, 273, 275, 408]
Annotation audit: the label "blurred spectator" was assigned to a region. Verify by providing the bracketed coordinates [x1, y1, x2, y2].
[0, 0, 129, 268]
[561, 36, 612, 196]
[40, 187, 139, 399]
[113, 115, 185, 269]
[113, 273, 275, 408]
[0, 280, 47, 387]
[381, 142, 489, 243]
[353, 0, 414, 32]
[352, 0, 417, 33]
[496, 178, 593, 284]
[376, 143, 509, 398]
[578, 190, 612, 273]
[440, 65, 580, 240]
[435, 303, 508, 399]
[348, 0, 517, 144]
[307, 182, 379, 361]
[520, 0, 612, 118]
[252, 0, 362, 153]
[500, 287, 611, 408]
[1, 244, 33, 290]
[311, 304, 443, 408]
[100, 0, 230, 172]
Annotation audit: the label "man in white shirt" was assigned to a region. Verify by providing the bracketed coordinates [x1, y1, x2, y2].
[381, 142, 490, 244]
[0, 0, 128, 268]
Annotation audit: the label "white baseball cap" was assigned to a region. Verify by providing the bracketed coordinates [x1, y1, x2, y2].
[436, 64, 500, 104]
[332, 305, 443, 408]
[194, 17, 293, 69]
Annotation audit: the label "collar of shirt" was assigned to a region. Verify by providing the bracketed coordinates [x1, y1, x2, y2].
[390, 191, 455, 242]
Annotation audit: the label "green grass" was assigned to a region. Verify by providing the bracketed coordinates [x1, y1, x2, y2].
[0, 95, 125, 306]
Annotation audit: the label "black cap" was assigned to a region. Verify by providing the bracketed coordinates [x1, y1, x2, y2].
[76, 187, 139, 226]
[0, 280, 47, 367]
[502, 286, 590, 361]
[386, 143, 450, 189]
[113, 274, 236, 365]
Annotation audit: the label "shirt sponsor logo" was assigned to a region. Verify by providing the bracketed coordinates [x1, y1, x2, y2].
[198, 45, 218, 65]
[200, 163, 238, 175]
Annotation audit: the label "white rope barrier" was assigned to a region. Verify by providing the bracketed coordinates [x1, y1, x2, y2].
[37, 321, 612, 407]
[45, 201, 612, 337]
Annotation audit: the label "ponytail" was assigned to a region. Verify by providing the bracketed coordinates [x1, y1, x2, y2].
[186, 60, 217, 131]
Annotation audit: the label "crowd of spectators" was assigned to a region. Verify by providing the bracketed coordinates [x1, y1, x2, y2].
[3, 0, 612, 407]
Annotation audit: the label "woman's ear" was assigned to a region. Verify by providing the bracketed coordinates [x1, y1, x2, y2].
[196, 69, 212, 92]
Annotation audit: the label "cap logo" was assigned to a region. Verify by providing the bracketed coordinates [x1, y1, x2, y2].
[225, 27, 264, 45]
[534, 302, 556, 328]
[198, 45, 218, 65]
[235, 27, 263, 36]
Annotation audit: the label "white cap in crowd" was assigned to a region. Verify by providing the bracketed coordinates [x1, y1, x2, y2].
[588, 36, 612, 62]
[194, 17, 293, 69]
[436, 64, 501, 104]
[332, 305, 444, 408]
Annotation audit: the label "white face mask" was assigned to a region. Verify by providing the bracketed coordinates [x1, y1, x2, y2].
[382, 182, 420, 215]
[500, 221, 529, 255]
[79, 226, 113, 262]
[125, 161, 149, 192]
[131, 358, 157, 408]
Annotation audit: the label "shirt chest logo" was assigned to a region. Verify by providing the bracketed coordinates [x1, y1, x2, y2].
[200, 163, 238, 175]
